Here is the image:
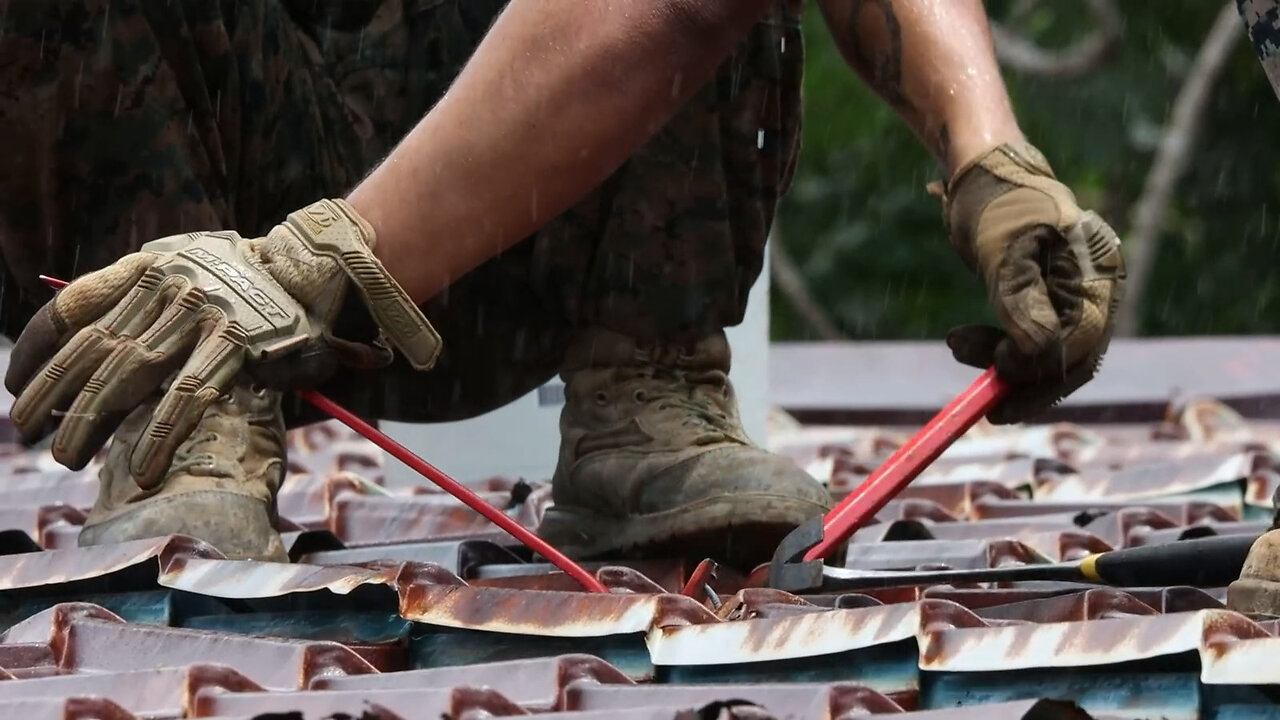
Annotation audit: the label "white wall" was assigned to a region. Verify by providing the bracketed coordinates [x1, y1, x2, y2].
[382, 245, 772, 488]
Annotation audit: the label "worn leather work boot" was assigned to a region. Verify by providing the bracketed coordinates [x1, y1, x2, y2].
[78, 383, 288, 561]
[538, 328, 832, 570]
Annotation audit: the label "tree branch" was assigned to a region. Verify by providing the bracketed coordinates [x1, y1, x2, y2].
[1115, 2, 1242, 336]
[769, 240, 847, 341]
[990, 0, 1124, 79]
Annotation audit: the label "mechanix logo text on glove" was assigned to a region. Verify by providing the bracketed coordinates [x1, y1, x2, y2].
[932, 142, 1127, 424]
[4, 199, 441, 487]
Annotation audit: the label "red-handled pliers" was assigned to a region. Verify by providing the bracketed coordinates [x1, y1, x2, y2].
[769, 366, 1009, 592]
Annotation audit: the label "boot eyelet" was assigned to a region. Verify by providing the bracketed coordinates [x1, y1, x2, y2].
[633, 390, 648, 403]
[251, 384, 268, 397]
[594, 391, 609, 405]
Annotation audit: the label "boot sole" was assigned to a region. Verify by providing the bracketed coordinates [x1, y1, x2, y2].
[538, 492, 830, 572]
[1227, 577, 1280, 617]
[79, 491, 287, 562]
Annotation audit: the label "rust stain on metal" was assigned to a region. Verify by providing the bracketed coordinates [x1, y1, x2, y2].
[0, 535, 223, 592]
[895, 481, 1020, 518]
[400, 584, 718, 636]
[195, 685, 527, 719]
[715, 588, 824, 621]
[1038, 448, 1261, 502]
[920, 608, 1272, 673]
[1, 602, 375, 689]
[974, 589, 1159, 624]
[647, 600, 971, 666]
[564, 681, 904, 717]
[0, 663, 261, 717]
[313, 654, 634, 711]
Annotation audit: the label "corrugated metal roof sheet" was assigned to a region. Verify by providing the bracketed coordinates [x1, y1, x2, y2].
[3, 347, 1280, 718]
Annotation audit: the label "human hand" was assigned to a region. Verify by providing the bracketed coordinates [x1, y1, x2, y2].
[932, 142, 1126, 424]
[5, 199, 441, 485]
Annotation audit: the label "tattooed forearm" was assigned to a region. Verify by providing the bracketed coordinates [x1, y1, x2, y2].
[821, 0, 943, 159]
[818, 0, 1019, 173]
[845, 1, 910, 113]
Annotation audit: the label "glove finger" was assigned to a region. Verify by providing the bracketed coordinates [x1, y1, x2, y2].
[945, 325, 1004, 370]
[986, 333, 1073, 425]
[991, 333, 1067, 386]
[6, 303, 70, 401]
[129, 320, 247, 489]
[943, 326, 1070, 426]
[993, 228, 1063, 358]
[13, 273, 168, 448]
[5, 253, 157, 397]
[53, 283, 206, 470]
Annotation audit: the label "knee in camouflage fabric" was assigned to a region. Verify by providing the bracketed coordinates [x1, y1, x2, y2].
[538, 327, 832, 572]
[0, 0, 809, 561]
[0, 0, 803, 418]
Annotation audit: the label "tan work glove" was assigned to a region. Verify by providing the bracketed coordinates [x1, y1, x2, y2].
[5, 198, 441, 485]
[933, 142, 1126, 424]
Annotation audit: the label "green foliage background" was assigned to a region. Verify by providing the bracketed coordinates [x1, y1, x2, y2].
[772, 1, 1280, 340]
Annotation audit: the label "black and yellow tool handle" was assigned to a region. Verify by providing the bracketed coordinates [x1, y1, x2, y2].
[1078, 533, 1258, 588]
[815, 533, 1260, 592]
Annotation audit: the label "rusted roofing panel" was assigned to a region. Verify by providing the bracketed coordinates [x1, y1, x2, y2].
[0, 697, 140, 720]
[563, 681, 906, 715]
[920, 609, 1276, 680]
[0, 535, 221, 594]
[647, 600, 930, 666]
[2, 603, 376, 688]
[0, 663, 261, 717]
[4, 348, 1280, 717]
[313, 654, 634, 710]
[193, 686, 528, 718]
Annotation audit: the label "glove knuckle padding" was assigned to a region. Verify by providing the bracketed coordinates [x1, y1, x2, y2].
[53, 252, 160, 328]
[1059, 211, 1126, 369]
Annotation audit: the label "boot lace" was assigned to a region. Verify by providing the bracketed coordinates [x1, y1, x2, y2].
[169, 427, 239, 477]
[619, 368, 744, 443]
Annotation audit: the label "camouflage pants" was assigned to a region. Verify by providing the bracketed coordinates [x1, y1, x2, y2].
[0, 0, 803, 426]
[1240, 0, 1280, 100]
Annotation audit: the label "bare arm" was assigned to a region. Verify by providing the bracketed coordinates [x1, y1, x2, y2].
[817, 0, 1024, 174]
[348, 0, 771, 304]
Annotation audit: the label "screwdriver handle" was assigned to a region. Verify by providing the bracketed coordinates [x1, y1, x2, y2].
[1081, 534, 1259, 588]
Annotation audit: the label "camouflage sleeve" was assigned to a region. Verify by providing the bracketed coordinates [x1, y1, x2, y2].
[1239, 0, 1280, 100]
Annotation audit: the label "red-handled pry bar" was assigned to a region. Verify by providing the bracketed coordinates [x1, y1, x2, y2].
[769, 366, 1009, 592]
[38, 274, 609, 593]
